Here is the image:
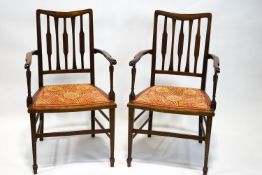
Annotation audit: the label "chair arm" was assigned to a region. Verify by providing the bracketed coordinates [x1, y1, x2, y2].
[24, 50, 38, 107]
[208, 53, 220, 73]
[129, 49, 152, 101]
[24, 50, 38, 69]
[94, 48, 117, 65]
[208, 53, 220, 110]
[94, 48, 117, 101]
[129, 49, 152, 66]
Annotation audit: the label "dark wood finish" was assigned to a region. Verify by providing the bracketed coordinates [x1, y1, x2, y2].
[25, 9, 117, 173]
[177, 20, 184, 71]
[46, 15, 52, 70]
[194, 19, 201, 73]
[91, 110, 95, 137]
[30, 114, 38, 174]
[147, 111, 153, 137]
[109, 108, 115, 167]
[71, 16, 77, 69]
[168, 19, 176, 71]
[161, 16, 168, 70]
[63, 18, 69, 69]
[98, 109, 109, 121]
[185, 20, 193, 72]
[127, 108, 134, 167]
[127, 10, 220, 175]
[134, 110, 146, 122]
[79, 15, 85, 69]
[54, 17, 61, 70]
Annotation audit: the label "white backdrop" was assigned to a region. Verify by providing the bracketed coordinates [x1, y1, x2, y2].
[0, 0, 262, 175]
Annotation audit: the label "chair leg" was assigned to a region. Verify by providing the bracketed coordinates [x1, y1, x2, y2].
[199, 116, 203, 143]
[30, 113, 38, 174]
[203, 116, 213, 175]
[40, 113, 44, 141]
[109, 108, 115, 167]
[127, 107, 134, 167]
[148, 111, 153, 137]
[91, 110, 95, 137]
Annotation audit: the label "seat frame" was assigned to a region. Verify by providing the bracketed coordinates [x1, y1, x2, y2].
[127, 10, 220, 175]
[25, 9, 116, 174]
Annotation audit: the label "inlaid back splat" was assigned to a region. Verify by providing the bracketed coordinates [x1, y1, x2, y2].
[161, 16, 168, 70]
[168, 19, 176, 71]
[46, 15, 52, 70]
[35, 9, 96, 88]
[79, 15, 85, 69]
[194, 19, 201, 73]
[177, 20, 184, 72]
[152, 11, 212, 82]
[63, 18, 69, 70]
[36, 9, 94, 86]
[54, 17, 61, 70]
[71, 16, 77, 69]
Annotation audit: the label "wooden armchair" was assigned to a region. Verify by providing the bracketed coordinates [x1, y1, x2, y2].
[127, 10, 220, 175]
[25, 9, 116, 174]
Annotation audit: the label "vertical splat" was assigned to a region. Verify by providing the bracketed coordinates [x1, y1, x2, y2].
[79, 15, 85, 69]
[177, 20, 184, 71]
[54, 17, 61, 70]
[161, 16, 168, 70]
[63, 18, 68, 70]
[185, 20, 193, 72]
[46, 15, 52, 70]
[169, 18, 176, 71]
[71, 16, 77, 69]
[194, 19, 201, 73]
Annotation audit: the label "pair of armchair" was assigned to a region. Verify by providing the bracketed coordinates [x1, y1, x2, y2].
[25, 9, 220, 175]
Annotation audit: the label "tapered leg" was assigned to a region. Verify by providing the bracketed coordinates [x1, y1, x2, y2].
[127, 107, 134, 167]
[30, 113, 38, 174]
[40, 113, 44, 141]
[148, 111, 153, 137]
[203, 116, 213, 175]
[109, 108, 115, 167]
[199, 116, 203, 143]
[91, 110, 95, 137]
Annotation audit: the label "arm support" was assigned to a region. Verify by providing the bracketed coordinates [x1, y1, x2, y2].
[94, 48, 117, 100]
[208, 53, 220, 110]
[94, 48, 117, 65]
[24, 50, 38, 107]
[129, 49, 152, 66]
[129, 49, 152, 101]
[208, 53, 220, 73]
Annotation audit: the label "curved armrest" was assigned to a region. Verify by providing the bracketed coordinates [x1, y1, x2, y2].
[25, 50, 38, 69]
[24, 50, 38, 107]
[94, 48, 117, 65]
[129, 49, 152, 101]
[208, 53, 220, 110]
[208, 53, 220, 73]
[94, 48, 116, 101]
[129, 49, 152, 66]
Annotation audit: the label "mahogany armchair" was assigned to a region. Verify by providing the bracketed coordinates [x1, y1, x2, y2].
[127, 10, 220, 175]
[25, 9, 116, 174]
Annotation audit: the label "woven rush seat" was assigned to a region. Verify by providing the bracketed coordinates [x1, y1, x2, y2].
[29, 84, 116, 112]
[128, 86, 213, 115]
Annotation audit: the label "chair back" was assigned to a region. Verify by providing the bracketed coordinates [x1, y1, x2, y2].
[151, 10, 212, 90]
[36, 9, 95, 87]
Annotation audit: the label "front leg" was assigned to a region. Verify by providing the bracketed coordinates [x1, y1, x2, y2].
[30, 113, 38, 174]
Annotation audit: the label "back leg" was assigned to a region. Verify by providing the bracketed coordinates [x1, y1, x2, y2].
[40, 113, 44, 141]
[199, 115, 203, 143]
[91, 110, 95, 137]
[148, 111, 153, 137]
